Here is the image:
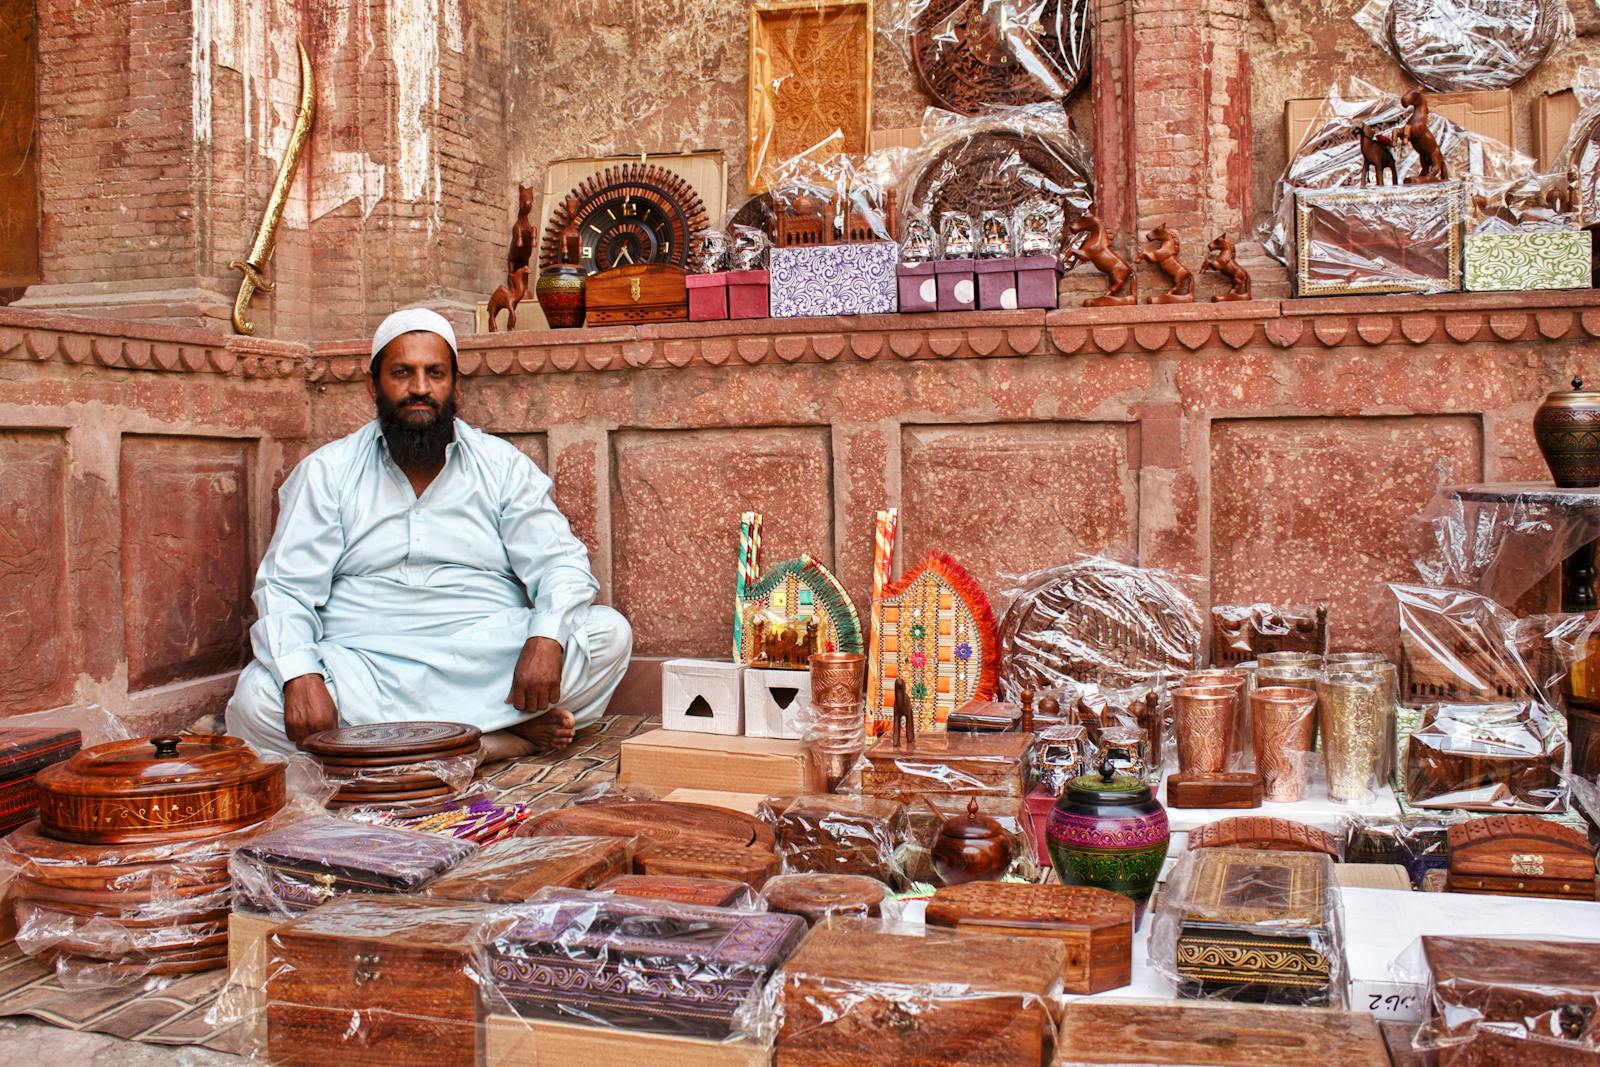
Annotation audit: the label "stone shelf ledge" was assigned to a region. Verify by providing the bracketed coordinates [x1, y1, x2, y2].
[0, 307, 310, 378]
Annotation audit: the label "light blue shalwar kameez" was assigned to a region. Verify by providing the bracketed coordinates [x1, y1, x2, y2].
[225, 418, 632, 757]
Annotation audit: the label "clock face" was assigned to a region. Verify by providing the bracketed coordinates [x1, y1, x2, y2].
[540, 163, 709, 275]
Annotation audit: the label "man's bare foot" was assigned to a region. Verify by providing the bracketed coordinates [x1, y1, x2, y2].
[481, 710, 578, 762]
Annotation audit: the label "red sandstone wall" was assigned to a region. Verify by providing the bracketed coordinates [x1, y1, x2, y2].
[0, 310, 307, 728]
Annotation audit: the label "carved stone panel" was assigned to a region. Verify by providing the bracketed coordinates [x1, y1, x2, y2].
[0, 432, 69, 713]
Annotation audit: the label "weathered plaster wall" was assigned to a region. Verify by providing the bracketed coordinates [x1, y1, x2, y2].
[1248, 0, 1600, 234]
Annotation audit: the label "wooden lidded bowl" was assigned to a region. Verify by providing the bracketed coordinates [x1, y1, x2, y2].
[34, 734, 285, 845]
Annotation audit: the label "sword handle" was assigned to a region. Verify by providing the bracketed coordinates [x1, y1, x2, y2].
[229, 259, 274, 336]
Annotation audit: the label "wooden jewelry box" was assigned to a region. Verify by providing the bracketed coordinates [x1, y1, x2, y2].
[634, 840, 780, 889]
[1056, 999, 1391, 1065]
[595, 873, 753, 908]
[1421, 936, 1600, 1066]
[0, 727, 82, 836]
[776, 794, 905, 882]
[774, 917, 1064, 1067]
[924, 882, 1133, 994]
[423, 835, 634, 903]
[860, 731, 1034, 802]
[1405, 703, 1563, 813]
[1170, 847, 1341, 1007]
[1446, 814, 1597, 901]
[266, 896, 498, 1067]
[487, 892, 806, 1039]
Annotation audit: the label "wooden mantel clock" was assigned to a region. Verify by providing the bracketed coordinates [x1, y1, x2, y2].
[539, 161, 710, 276]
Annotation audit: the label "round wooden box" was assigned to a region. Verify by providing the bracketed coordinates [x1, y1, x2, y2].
[33, 735, 285, 845]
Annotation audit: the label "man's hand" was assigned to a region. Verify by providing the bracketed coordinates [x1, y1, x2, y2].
[508, 636, 563, 713]
[284, 673, 339, 747]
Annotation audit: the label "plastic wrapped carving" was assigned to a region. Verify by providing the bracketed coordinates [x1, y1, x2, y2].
[907, 0, 1091, 115]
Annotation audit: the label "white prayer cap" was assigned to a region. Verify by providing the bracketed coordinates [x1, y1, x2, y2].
[370, 307, 458, 371]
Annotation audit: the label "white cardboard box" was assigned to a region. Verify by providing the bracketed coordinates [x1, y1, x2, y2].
[743, 667, 811, 739]
[661, 658, 744, 735]
[1162, 780, 1401, 856]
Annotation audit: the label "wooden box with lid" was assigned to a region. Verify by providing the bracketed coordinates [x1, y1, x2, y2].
[1056, 999, 1390, 1065]
[634, 840, 779, 889]
[776, 793, 904, 881]
[926, 882, 1132, 994]
[596, 873, 753, 908]
[1446, 815, 1598, 901]
[266, 896, 498, 1067]
[0, 727, 81, 835]
[1422, 936, 1600, 1066]
[423, 836, 634, 903]
[774, 918, 1064, 1067]
[860, 731, 1034, 802]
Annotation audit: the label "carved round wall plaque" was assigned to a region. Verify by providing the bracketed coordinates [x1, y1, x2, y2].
[907, 129, 1093, 231]
[1385, 0, 1563, 91]
[910, 0, 1091, 115]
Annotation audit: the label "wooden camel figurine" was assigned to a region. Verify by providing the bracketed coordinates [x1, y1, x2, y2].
[1357, 125, 1397, 186]
[1064, 213, 1136, 307]
[1395, 88, 1448, 183]
[488, 184, 537, 331]
[1136, 224, 1194, 304]
[892, 677, 916, 748]
[1201, 233, 1251, 302]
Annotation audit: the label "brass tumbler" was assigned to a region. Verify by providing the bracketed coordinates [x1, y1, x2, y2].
[1173, 686, 1237, 774]
[1258, 651, 1323, 671]
[1250, 686, 1318, 802]
[1316, 672, 1386, 805]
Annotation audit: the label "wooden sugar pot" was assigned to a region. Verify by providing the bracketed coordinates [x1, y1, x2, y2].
[932, 797, 1013, 885]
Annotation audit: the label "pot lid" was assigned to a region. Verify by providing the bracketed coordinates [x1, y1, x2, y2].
[1547, 375, 1600, 399]
[939, 797, 1004, 840]
[1067, 760, 1154, 804]
[36, 735, 278, 798]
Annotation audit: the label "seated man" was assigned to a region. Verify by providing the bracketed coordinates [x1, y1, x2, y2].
[227, 308, 631, 759]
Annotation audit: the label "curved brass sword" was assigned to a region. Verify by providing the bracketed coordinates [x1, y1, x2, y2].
[230, 41, 316, 335]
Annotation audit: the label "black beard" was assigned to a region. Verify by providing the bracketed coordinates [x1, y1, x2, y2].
[376, 389, 457, 469]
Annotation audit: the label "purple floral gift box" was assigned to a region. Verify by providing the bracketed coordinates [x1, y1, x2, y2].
[769, 241, 898, 318]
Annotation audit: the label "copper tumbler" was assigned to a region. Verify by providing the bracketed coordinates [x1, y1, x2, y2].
[1250, 686, 1318, 802]
[1183, 670, 1248, 769]
[1258, 651, 1324, 672]
[1173, 686, 1238, 774]
[809, 652, 867, 707]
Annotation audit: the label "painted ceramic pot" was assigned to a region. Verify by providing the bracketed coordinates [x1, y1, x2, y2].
[1534, 377, 1600, 488]
[1047, 762, 1169, 919]
[536, 264, 586, 329]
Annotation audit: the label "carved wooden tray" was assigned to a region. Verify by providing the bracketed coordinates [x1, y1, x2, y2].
[748, 0, 874, 193]
[907, 129, 1093, 233]
[1385, 0, 1564, 92]
[519, 800, 777, 852]
[302, 722, 481, 759]
[910, 0, 1090, 115]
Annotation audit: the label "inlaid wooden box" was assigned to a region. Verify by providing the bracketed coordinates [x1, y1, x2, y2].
[1422, 936, 1600, 1066]
[1056, 999, 1391, 1065]
[925, 882, 1132, 994]
[776, 794, 904, 881]
[775, 918, 1064, 1067]
[634, 841, 780, 889]
[266, 896, 496, 1067]
[1446, 814, 1597, 901]
[423, 836, 634, 903]
[1294, 182, 1463, 296]
[861, 730, 1033, 802]
[485, 1014, 771, 1067]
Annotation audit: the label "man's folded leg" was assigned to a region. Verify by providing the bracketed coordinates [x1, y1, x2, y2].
[225, 661, 303, 758]
[490, 605, 634, 759]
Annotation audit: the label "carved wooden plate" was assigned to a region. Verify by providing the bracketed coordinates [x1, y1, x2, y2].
[748, 0, 875, 192]
[910, 0, 1091, 115]
[907, 128, 1093, 232]
[520, 800, 776, 852]
[1386, 0, 1564, 92]
[302, 722, 482, 759]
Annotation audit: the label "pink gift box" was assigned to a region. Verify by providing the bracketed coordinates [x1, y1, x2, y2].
[1015, 255, 1059, 309]
[934, 258, 977, 311]
[686, 272, 729, 322]
[975, 257, 1019, 311]
[896, 262, 937, 313]
[974, 256, 1060, 310]
[726, 269, 770, 320]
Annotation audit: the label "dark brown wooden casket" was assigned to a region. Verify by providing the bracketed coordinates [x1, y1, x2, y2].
[1187, 816, 1340, 859]
[634, 840, 780, 889]
[585, 263, 689, 324]
[759, 873, 886, 926]
[860, 731, 1033, 802]
[518, 799, 775, 852]
[1422, 936, 1600, 1066]
[1056, 999, 1390, 1065]
[1405, 703, 1563, 813]
[0, 727, 82, 835]
[924, 882, 1132, 994]
[266, 896, 496, 1067]
[776, 794, 904, 881]
[1446, 814, 1597, 901]
[1166, 772, 1264, 810]
[487, 892, 806, 1039]
[774, 918, 1064, 1067]
[422, 835, 633, 903]
[596, 873, 752, 908]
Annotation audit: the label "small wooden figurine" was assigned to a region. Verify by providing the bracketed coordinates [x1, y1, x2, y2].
[1201, 233, 1251, 302]
[1136, 225, 1193, 304]
[488, 184, 536, 331]
[1357, 125, 1397, 186]
[892, 678, 916, 749]
[1065, 213, 1136, 307]
[1019, 689, 1035, 733]
[1396, 88, 1448, 183]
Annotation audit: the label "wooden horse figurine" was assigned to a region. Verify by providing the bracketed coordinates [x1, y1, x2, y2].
[1396, 88, 1448, 183]
[488, 184, 537, 331]
[1357, 125, 1397, 186]
[892, 678, 916, 748]
[1201, 233, 1251, 302]
[1065, 213, 1136, 307]
[1136, 224, 1194, 304]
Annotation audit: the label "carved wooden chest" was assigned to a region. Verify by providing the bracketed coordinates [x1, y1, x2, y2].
[596, 873, 753, 908]
[0, 727, 81, 835]
[861, 731, 1033, 802]
[776, 794, 904, 881]
[1422, 936, 1600, 1066]
[1056, 999, 1390, 1065]
[422, 835, 633, 903]
[266, 896, 496, 1067]
[774, 918, 1064, 1066]
[1446, 815, 1597, 901]
[924, 881, 1132, 994]
[487, 892, 806, 1039]
[1171, 847, 1340, 1007]
[634, 840, 779, 889]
